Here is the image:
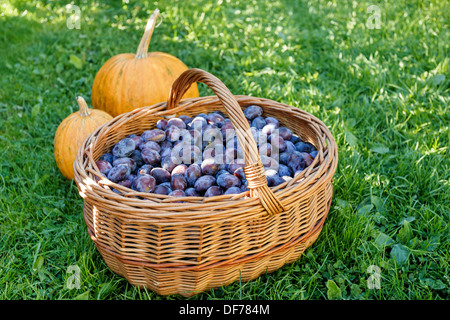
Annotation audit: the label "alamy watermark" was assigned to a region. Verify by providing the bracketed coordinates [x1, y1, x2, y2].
[366, 5, 381, 29]
[157, 125, 284, 169]
[66, 4, 81, 29]
[367, 265, 381, 289]
[66, 265, 81, 290]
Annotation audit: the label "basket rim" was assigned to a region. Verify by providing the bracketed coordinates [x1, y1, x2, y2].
[74, 94, 338, 219]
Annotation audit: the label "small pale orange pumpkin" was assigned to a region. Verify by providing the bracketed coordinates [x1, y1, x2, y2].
[54, 96, 113, 180]
[91, 9, 199, 117]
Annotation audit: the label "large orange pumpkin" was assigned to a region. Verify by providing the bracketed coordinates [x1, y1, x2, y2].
[54, 96, 113, 180]
[91, 9, 199, 117]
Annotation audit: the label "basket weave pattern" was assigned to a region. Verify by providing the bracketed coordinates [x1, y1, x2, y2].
[74, 69, 338, 296]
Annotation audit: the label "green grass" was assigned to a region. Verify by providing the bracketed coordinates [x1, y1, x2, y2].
[0, 0, 448, 300]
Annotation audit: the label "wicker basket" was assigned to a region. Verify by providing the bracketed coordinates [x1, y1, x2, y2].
[74, 68, 338, 297]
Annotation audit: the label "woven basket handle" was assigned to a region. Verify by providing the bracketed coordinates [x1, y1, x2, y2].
[167, 68, 285, 215]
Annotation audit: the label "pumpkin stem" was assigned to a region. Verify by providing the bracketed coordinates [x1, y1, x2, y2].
[136, 9, 160, 59]
[76, 96, 91, 117]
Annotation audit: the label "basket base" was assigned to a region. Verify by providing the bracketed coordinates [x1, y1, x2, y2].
[95, 219, 324, 297]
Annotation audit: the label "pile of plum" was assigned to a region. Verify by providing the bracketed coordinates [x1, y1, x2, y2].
[95, 105, 318, 198]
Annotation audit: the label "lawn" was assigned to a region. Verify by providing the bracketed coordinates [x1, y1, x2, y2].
[0, 0, 448, 300]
